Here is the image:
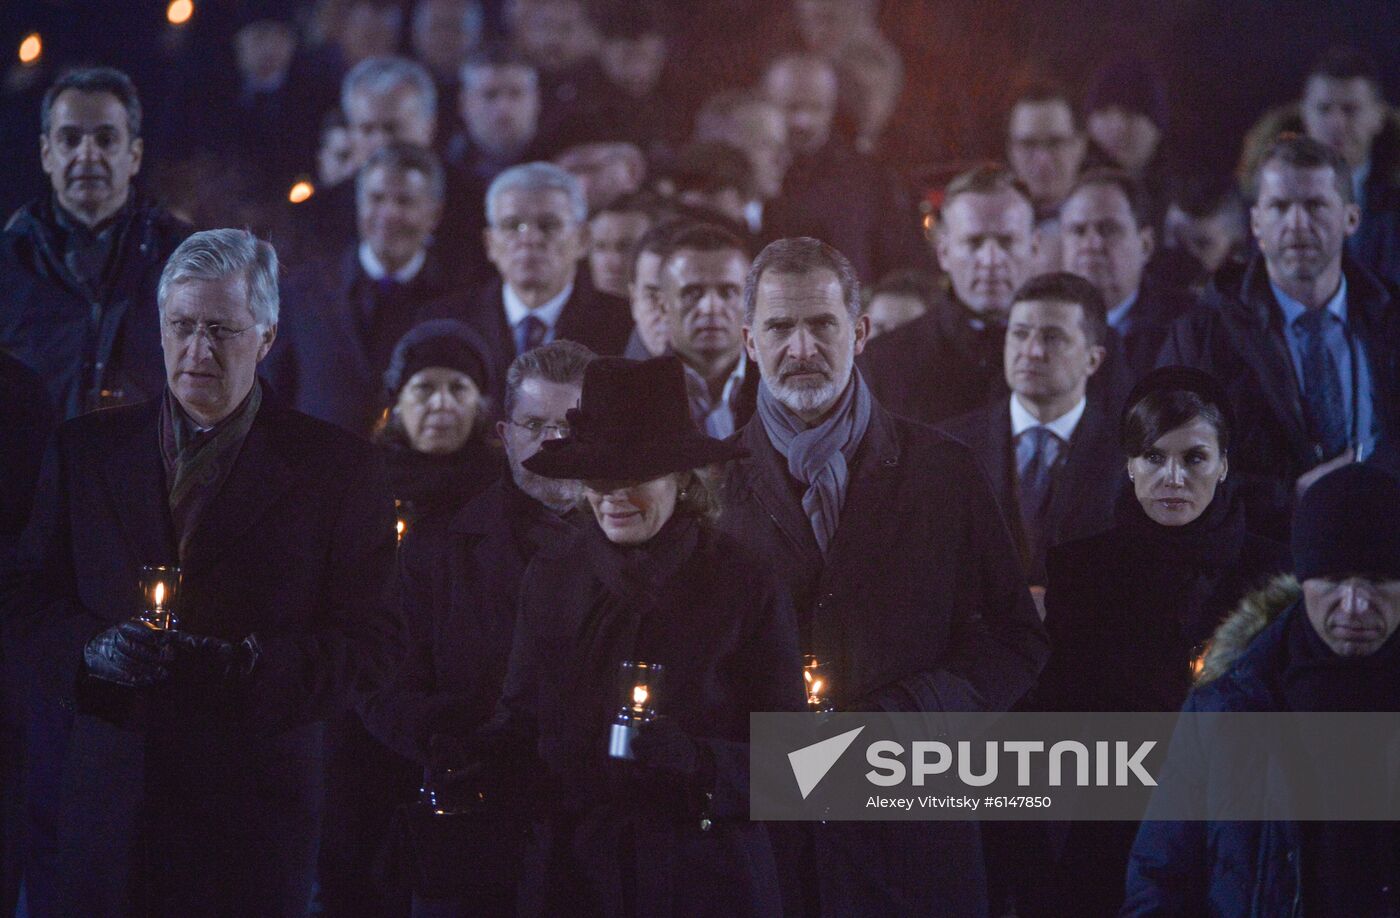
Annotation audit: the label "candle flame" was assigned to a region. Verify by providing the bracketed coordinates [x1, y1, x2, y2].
[396, 518, 406, 538]
[18, 33, 41, 66]
[288, 180, 315, 204]
[167, 0, 194, 25]
[153, 581, 166, 608]
[809, 678, 824, 696]
[632, 684, 649, 708]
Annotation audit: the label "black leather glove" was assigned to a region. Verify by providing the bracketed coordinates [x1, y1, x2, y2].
[83, 619, 173, 687]
[170, 632, 260, 683]
[631, 717, 708, 781]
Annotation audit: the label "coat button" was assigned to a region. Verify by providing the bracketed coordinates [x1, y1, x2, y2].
[1286, 850, 1295, 863]
[882, 458, 897, 467]
[699, 818, 712, 832]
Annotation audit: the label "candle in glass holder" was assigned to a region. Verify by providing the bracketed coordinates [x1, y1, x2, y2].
[138, 564, 181, 630]
[803, 654, 834, 713]
[609, 661, 664, 760]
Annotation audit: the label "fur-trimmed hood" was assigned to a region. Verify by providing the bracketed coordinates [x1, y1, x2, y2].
[1195, 574, 1301, 686]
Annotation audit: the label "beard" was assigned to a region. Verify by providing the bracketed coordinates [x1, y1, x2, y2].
[769, 342, 855, 418]
[511, 461, 582, 511]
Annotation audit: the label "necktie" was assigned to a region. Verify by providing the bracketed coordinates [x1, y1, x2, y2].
[1016, 426, 1061, 568]
[1294, 309, 1348, 459]
[519, 315, 547, 353]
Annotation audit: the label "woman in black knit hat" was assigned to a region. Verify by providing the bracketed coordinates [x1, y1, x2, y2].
[376, 319, 501, 531]
[1010, 366, 1291, 917]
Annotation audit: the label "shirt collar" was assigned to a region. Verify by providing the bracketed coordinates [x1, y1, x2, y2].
[503, 276, 575, 330]
[1105, 290, 1140, 331]
[1010, 392, 1086, 443]
[1271, 274, 1349, 328]
[358, 243, 426, 283]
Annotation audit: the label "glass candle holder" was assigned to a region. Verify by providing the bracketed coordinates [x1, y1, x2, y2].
[803, 654, 835, 714]
[608, 661, 664, 760]
[138, 564, 181, 631]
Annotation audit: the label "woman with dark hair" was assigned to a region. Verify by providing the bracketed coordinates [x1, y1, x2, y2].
[376, 319, 501, 530]
[434, 355, 803, 917]
[1016, 366, 1290, 917]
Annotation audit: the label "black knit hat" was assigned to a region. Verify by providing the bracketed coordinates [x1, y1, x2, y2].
[1293, 464, 1400, 582]
[523, 356, 747, 481]
[1084, 55, 1170, 131]
[383, 320, 492, 400]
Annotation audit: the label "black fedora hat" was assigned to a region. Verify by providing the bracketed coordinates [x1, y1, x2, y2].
[523, 356, 747, 481]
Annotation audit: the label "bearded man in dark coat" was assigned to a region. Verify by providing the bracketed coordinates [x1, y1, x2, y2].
[1, 228, 401, 917]
[719, 237, 1048, 917]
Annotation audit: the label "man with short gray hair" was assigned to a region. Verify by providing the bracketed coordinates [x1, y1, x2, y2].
[2, 227, 401, 915]
[463, 161, 631, 387]
[721, 236, 1047, 918]
[0, 66, 191, 419]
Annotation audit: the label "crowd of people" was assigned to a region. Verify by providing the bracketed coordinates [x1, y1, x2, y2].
[2, 1, 1400, 916]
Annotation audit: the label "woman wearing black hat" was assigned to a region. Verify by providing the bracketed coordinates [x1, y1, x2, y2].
[439, 355, 804, 917]
[1015, 366, 1290, 917]
[377, 319, 501, 531]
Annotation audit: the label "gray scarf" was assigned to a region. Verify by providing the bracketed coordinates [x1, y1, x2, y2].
[755, 368, 873, 555]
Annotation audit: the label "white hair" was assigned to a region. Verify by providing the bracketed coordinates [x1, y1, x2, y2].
[341, 56, 438, 120]
[485, 161, 588, 226]
[157, 229, 279, 326]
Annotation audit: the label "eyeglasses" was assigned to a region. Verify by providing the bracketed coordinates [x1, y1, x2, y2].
[162, 318, 257, 344]
[492, 217, 572, 239]
[509, 418, 571, 440]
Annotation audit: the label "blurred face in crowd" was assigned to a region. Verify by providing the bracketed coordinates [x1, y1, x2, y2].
[235, 20, 297, 85]
[707, 101, 788, 201]
[339, 1, 403, 64]
[794, 0, 872, 55]
[357, 165, 442, 272]
[663, 247, 749, 371]
[1087, 106, 1161, 176]
[678, 185, 746, 224]
[1251, 160, 1359, 292]
[515, 0, 598, 72]
[1128, 416, 1227, 526]
[584, 474, 679, 544]
[1301, 75, 1387, 170]
[555, 143, 645, 213]
[629, 248, 669, 356]
[1302, 575, 1400, 658]
[161, 274, 276, 427]
[396, 367, 481, 454]
[600, 33, 667, 98]
[461, 64, 540, 156]
[345, 84, 436, 169]
[498, 375, 583, 510]
[1060, 182, 1153, 309]
[763, 59, 839, 157]
[937, 190, 1037, 317]
[1007, 99, 1086, 208]
[866, 291, 927, 338]
[40, 90, 143, 227]
[588, 209, 651, 297]
[486, 187, 588, 304]
[319, 124, 356, 186]
[745, 267, 869, 424]
[1004, 298, 1104, 417]
[1164, 203, 1242, 274]
[412, 0, 481, 77]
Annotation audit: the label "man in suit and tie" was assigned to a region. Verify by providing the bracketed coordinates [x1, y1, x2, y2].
[1160, 133, 1400, 539]
[940, 272, 1123, 587]
[1, 228, 401, 915]
[464, 161, 632, 388]
[264, 142, 461, 438]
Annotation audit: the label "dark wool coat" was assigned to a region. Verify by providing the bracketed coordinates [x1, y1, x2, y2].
[938, 393, 1125, 585]
[0, 395, 401, 918]
[262, 246, 467, 439]
[0, 197, 191, 419]
[480, 517, 804, 917]
[718, 403, 1049, 916]
[1114, 280, 1200, 386]
[1123, 579, 1400, 917]
[1159, 254, 1400, 540]
[460, 275, 633, 396]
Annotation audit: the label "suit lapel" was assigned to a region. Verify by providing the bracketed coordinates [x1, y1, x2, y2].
[1233, 267, 1312, 455]
[736, 422, 823, 566]
[1046, 399, 1111, 542]
[102, 402, 179, 565]
[819, 408, 905, 587]
[180, 407, 297, 568]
